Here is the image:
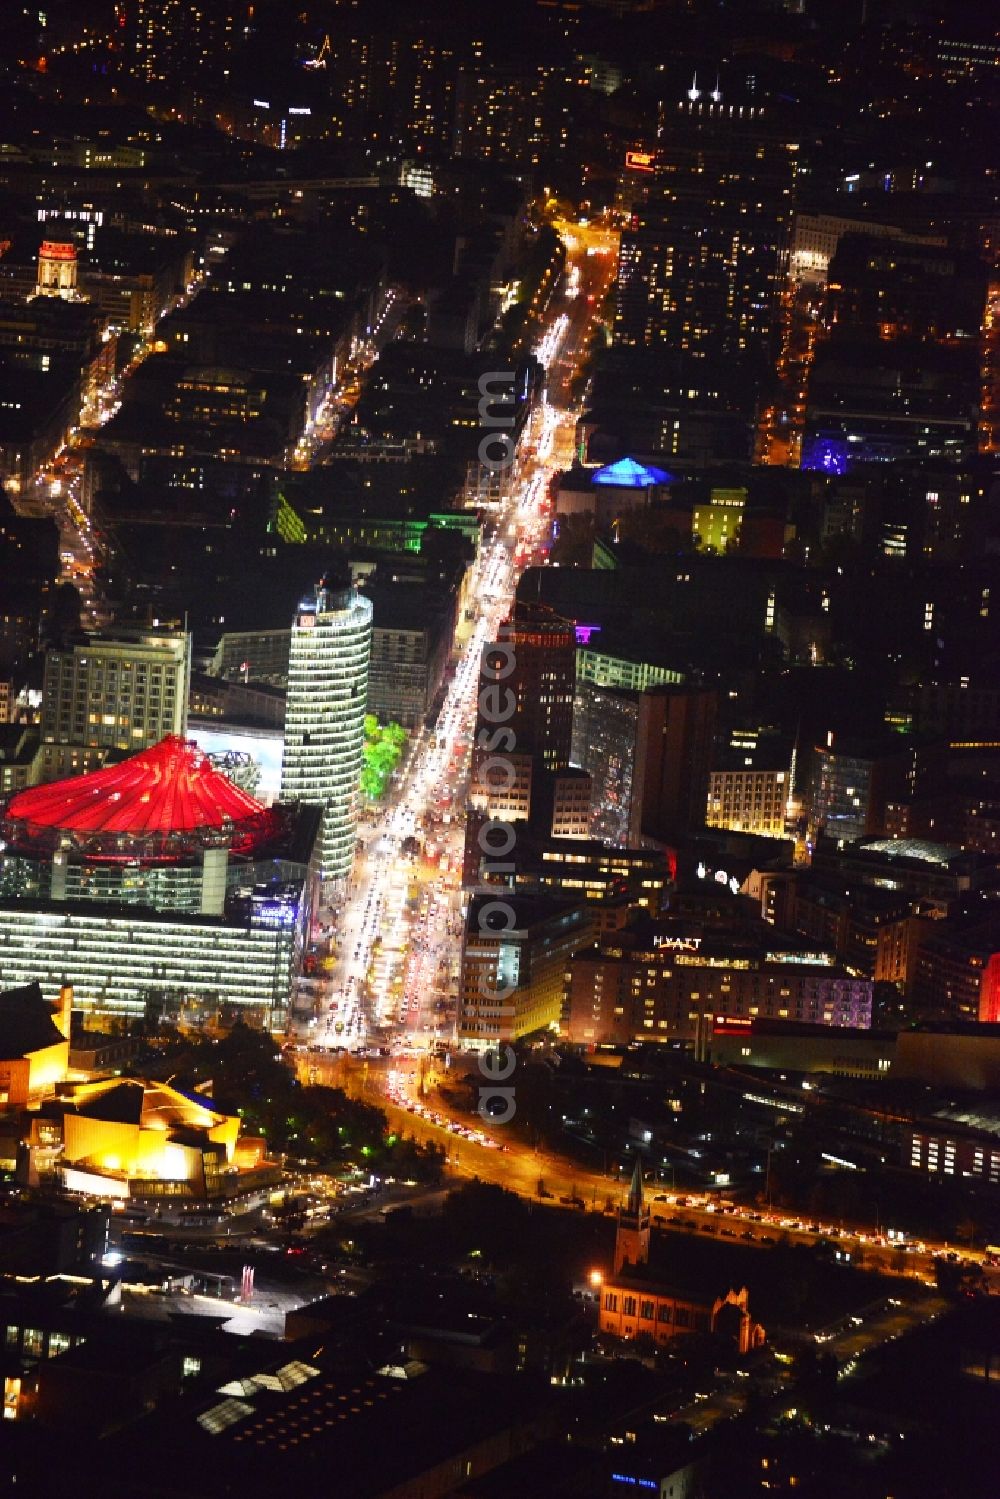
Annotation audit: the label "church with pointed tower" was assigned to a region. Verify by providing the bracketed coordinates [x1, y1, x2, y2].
[599, 1158, 765, 1356]
[614, 1157, 651, 1274]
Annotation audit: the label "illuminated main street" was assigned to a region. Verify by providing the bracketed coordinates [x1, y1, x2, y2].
[291, 217, 618, 1057]
[286, 223, 994, 1287]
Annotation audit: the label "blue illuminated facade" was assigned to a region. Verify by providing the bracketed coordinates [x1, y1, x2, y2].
[801, 435, 850, 475]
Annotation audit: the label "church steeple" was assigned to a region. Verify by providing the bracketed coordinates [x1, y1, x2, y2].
[614, 1157, 651, 1274]
[627, 1155, 644, 1216]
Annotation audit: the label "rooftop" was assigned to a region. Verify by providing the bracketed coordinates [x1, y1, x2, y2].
[2, 735, 280, 862]
[592, 457, 675, 488]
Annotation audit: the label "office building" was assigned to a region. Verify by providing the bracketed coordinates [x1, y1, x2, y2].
[34, 242, 78, 302]
[0, 901, 295, 1028]
[40, 627, 191, 782]
[572, 684, 639, 846]
[469, 756, 591, 841]
[281, 572, 373, 890]
[808, 736, 944, 845]
[365, 580, 456, 730]
[458, 896, 593, 1047]
[810, 837, 994, 909]
[633, 685, 717, 844]
[710, 1016, 897, 1079]
[691, 487, 745, 554]
[707, 740, 792, 840]
[465, 824, 669, 916]
[575, 683, 717, 848]
[0, 736, 311, 1025]
[575, 639, 683, 694]
[478, 602, 576, 772]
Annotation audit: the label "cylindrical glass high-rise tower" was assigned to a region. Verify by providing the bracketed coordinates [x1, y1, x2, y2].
[281, 575, 373, 888]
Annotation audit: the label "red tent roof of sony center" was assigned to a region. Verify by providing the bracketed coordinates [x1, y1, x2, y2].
[2, 735, 278, 859]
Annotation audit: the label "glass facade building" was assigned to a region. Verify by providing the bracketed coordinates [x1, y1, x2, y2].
[0, 900, 294, 1025]
[281, 581, 373, 887]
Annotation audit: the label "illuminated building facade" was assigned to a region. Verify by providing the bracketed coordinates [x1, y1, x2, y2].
[789, 213, 946, 288]
[576, 642, 683, 695]
[477, 603, 576, 773]
[35, 242, 78, 301]
[912, 921, 1000, 1025]
[40, 627, 191, 783]
[281, 574, 373, 889]
[571, 685, 639, 847]
[599, 1160, 765, 1354]
[0, 981, 71, 1108]
[564, 920, 873, 1046]
[0, 901, 295, 1026]
[691, 487, 745, 553]
[25, 1076, 274, 1204]
[0, 737, 307, 1025]
[458, 896, 593, 1047]
[707, 739, 791, 840]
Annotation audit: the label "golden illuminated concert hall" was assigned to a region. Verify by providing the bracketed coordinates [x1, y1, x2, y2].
[24, 1075, 272, 1204]
[0, 979, 274, 1205]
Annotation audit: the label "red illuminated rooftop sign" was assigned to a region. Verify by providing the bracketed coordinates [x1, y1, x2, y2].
[713, 1015, 752, 1034]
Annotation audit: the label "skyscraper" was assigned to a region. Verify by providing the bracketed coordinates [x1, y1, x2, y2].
[281, 572, 372, 892]
[613, 97, 795, 427]
[632, 685, 717, 843]
[478, 602, 576, 772]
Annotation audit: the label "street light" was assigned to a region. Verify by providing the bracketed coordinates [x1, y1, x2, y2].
[589, 1269, 603, 1289]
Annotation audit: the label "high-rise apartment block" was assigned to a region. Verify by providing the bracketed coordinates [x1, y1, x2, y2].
[123, 0, 250, 86]
[281, 574, 372, 890]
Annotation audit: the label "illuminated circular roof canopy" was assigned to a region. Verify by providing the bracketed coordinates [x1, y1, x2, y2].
[592, 457, 675, 488]
[3, 735, 280, 863]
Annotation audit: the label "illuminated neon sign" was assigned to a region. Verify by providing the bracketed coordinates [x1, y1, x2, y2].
[625, 150, 655, 173]
[653, 935, 702, 953]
